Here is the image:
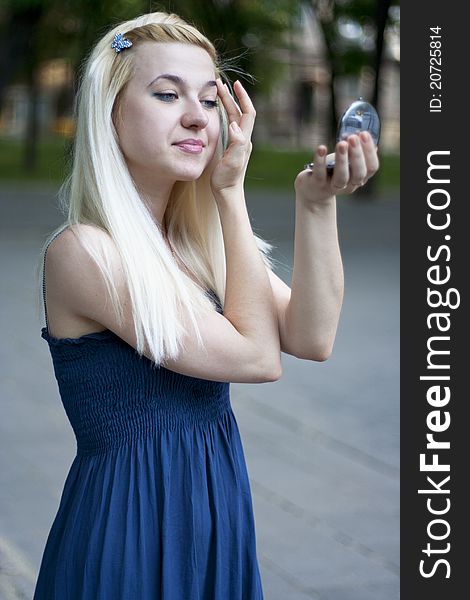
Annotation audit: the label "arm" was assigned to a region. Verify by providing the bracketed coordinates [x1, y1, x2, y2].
[46, 80, 281, 384]
[286, 196, 343, 361]
[266, 199, 343, 361]
[47, 222, 281, 384]
[268, 131, 379, 361]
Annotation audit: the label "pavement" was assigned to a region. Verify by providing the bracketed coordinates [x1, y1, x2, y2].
[0, 183, 399, 599]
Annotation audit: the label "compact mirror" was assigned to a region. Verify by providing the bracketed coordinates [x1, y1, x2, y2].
[337, 99, 380, 145]
[325, 99, 381, 173]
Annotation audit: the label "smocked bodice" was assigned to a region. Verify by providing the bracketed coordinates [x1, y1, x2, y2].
[41, 327, 230, 456]
[36, 235, 263, 600]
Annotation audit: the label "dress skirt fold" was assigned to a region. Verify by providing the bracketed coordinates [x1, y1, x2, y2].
[34, 302, 263, 599]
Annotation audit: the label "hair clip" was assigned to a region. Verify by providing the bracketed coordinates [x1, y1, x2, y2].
[111, 33, 133, 54]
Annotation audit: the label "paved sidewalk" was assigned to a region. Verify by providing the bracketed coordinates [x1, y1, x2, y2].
[0, 184, 399, 599]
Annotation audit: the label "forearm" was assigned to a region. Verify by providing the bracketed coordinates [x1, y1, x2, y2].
[215, 188, 281, 367]
[285, 196, 344, 359]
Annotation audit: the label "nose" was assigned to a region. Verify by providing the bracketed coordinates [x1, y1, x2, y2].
[181, 98, 209, 130]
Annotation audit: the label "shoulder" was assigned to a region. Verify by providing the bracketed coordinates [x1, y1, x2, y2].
[48, 223, 113, 256]
[45, 224, 124, 302]
[47, 224, 120, 272]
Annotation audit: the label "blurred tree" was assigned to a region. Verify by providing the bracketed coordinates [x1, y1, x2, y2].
[0, 0, 54, 171]
[158, 0, 300, 97]
[0, 0, 45, 116]
[0, 0, 147, 169]
[0, 0, 400, 173]
[0, 0, 300, 170]
[372, 0, 393, 109]
[309, 0, 399, 145]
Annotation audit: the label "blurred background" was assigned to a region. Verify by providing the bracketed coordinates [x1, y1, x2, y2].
[0, 1, 399, 599]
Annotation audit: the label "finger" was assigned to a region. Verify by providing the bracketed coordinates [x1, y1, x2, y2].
[232, 80, 255, 115]
[227, 121, 245, 146]
[232, 80, 256, 137]
[330, 141, 349, 190]
[359, 131, 380, 179]
[216, 80, 242, 125]
[223, 121, 251, 167]
[307, 145, 328, 183]
[347, 135, 367, 186]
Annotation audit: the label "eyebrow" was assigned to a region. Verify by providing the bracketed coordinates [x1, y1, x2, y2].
[147, 74, 217, 89]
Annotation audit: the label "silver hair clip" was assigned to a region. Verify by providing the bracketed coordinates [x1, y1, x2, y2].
[111, 33, 133, 54]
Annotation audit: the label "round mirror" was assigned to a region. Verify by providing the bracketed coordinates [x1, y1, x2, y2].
[337, 99, 381, 146]
[304, 99, 381, 174]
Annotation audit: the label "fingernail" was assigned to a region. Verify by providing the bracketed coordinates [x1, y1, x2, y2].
[339, 143, 347, 154]
[360, 131, 370, 143]
[317, 146, 326, 157]
[349, 136, 358, 147]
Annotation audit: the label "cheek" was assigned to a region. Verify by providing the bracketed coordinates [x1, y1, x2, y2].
[207, 115, 221, 149]
[117, 102, 162, 160]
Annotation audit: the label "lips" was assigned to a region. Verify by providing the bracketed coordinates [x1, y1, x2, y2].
[176, 139, 204, 148]
[174, 139, 204, 154]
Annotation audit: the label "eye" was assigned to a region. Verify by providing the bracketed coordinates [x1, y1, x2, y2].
[201, 99, 218, 109]
[153, 92, 178, 102]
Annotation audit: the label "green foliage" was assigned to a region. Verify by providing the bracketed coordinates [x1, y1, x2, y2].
[246, 145, 399, 192]
[0, 136, 69, 183]
[0, 136, 399, 192]
[0, 0, 400, 185]
[312, 0, 399, 76]
[0, 0, 299, 94]
[0, 0, 48, 9]
[155, 0, 300, 94]
[35, 0, 147, 69]
[0, 0, 147, 84]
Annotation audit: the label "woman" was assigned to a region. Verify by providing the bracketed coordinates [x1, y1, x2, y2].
[34, 10, 378, 600]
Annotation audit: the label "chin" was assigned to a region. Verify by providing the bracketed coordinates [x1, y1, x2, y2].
[175, 166, 207, 182]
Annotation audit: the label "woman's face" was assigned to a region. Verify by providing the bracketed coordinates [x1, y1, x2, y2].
[115, 42, 221, 191]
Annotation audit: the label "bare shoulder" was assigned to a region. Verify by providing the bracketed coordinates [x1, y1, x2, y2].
[45, 224, 124, 338]
[47, 224, 121, 279]
[48, 223, 115, 260]
[44, 224, 281, 383]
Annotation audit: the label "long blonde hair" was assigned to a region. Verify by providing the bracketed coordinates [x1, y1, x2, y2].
[38, 11, 274, 365]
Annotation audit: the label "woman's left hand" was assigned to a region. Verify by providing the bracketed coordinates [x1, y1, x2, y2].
[295, 132, 380, 206]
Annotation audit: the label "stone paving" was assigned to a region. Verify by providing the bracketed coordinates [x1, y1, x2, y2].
[0, 184, 399, 599]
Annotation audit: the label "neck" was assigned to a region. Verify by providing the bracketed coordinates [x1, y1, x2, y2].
[128, 165, 176, 228]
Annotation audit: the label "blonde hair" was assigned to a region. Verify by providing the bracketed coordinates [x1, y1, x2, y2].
[38, 11, 274, 365]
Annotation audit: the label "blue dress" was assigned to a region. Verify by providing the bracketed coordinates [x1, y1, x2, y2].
[34, 289, 264, 599]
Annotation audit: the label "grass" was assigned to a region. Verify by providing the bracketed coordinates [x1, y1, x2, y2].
[247, 146, 400, 192]
[0, 136, 399, 192]
[0, 136, 71, 185]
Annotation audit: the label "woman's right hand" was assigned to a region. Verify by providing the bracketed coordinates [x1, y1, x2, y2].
[210, 79, 256, 197]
